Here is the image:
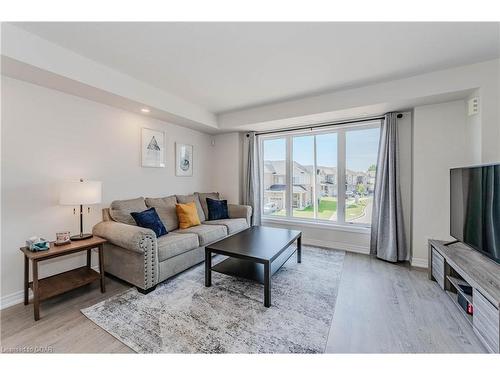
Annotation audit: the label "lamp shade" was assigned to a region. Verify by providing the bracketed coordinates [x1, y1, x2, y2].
[59, 180, 102, 205]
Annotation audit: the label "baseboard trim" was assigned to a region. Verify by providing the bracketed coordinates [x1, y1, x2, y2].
[1, 265, 101, 310]
[411, 257, 428, 269]
[302, 238, 370, 255]
[0, 289, 33, 310]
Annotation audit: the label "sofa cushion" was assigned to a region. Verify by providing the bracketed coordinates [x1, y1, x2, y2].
[176, 194, 205, 222]
[109, 197, 147, 225]
[157, 232, 199, 261]
[145, 195, 178, 231]
[174, 224, 227, 246]
[130, 207, 168, 237]
[203, 218, 249, 235]
[206, 197, 229, 221]
[195, 192, 220, 219]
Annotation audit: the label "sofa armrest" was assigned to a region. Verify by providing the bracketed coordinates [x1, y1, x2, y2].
[93, 221, 157, 254]
[93, 221, 159, 290]
[228, 204, 253, 226]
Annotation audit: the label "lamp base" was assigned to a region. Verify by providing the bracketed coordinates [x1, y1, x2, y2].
[70, 233, 93, 241]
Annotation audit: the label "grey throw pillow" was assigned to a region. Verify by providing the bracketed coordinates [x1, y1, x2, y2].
[109, 197, 147, 225]
[195, 192, 221, 220]
[145, 195, 179, 232]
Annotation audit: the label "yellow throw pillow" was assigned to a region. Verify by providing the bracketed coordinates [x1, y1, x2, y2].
[176, 202, 201, 229]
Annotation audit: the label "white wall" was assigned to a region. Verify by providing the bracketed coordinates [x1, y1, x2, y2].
[465, 89, 483, 165]
[411, 100, 475, 266]
[1, 76, 214, 304]
[264, 220, 372, 254]
[210, 132, 242, 204]
[478, 60, 500, 163]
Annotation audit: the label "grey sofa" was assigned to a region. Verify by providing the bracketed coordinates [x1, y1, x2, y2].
[92, 192, 252, 293]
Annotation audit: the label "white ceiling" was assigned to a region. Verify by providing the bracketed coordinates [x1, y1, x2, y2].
[13, 22, 500, 114]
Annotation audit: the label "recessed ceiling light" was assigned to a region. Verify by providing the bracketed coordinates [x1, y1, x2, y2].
[141, 108, 150, 113]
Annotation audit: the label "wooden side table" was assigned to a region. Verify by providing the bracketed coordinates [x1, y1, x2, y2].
[20, 236, 107, 321]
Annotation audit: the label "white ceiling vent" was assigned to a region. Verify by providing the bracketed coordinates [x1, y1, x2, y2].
[468, 97, 479, 116]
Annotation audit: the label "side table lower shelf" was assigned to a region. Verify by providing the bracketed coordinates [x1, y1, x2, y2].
[28, 266, 101, 301]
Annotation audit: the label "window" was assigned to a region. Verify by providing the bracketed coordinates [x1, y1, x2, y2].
[262, 138, 287, 216]
[292, 136, 314, 218]
[260, 120, 381, 227]
[345, 127, 380, 224]
[316, 133, 338, 221]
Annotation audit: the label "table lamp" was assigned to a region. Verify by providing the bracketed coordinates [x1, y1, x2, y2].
[60, 178, 102, 241]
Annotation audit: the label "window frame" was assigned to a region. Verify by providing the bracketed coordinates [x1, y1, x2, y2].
[259, 120, 381, 230]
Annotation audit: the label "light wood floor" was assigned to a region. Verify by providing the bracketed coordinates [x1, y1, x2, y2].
[1, 277, 132, 353]
[0, 252, 486, 353]
[326, 253, 485, 353]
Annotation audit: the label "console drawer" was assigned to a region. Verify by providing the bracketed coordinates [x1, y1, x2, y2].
[473, 289, 499, 353]
[431, 248, 445, 289]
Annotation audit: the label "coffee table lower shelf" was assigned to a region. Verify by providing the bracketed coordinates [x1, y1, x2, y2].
[211, 245, 297, 284]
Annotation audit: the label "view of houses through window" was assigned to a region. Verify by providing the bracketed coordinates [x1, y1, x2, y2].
[261, 121, 380, 226]
[292, 135, 314, 219]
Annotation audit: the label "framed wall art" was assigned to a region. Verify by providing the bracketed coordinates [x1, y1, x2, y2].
[142, 128, 166, 168]
[175, 143, 193, 176]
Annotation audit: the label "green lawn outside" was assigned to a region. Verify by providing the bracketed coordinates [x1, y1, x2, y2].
[345, 197, 370, 221]
[293, 196, 337, 219]
[268, 196, 372, 221]
[272, 209, 286, 216]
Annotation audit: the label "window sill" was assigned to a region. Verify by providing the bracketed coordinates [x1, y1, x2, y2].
[261, 216, 371, 234]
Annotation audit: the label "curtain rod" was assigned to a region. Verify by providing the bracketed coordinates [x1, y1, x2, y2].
[248, 113, 402, 137]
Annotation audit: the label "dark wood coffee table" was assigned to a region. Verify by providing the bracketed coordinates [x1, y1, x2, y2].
[205, 226, 302, 307]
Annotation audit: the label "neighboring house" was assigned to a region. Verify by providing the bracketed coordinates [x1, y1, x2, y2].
[367, 168, 376, 193]
[265, 184, 311, 210]
[346, 170, 368, 193]
[264, 160, 312, 210]
[317, 166, 337, 197]
[263, 160, 373, 212]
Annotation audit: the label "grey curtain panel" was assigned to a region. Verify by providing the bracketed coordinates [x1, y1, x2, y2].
[370, 113, 408, 262]
[243, 132, 261, 225]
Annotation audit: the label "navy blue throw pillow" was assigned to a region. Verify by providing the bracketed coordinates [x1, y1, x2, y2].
[130, 207, 168, 237]
[206, 197, 229, 221]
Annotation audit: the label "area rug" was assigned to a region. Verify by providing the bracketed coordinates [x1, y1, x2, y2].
[81, 245, 345, 353]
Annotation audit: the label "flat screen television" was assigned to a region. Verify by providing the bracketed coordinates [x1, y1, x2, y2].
[450, 164, 500, 264]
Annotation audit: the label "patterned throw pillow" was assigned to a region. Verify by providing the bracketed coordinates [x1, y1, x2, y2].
[176, 202, 201, 229]
[130, 207, 168, 237]
[206, 198, 229, 221]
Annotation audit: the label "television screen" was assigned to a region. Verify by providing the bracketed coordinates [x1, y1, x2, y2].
[450, 164, 500, 263]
